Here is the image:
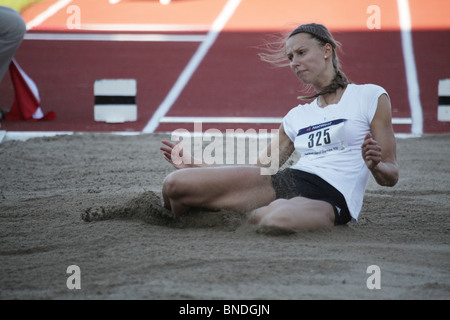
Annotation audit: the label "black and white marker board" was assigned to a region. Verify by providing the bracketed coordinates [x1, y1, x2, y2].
[94, 79, 137, 123]
[438, 79, 450, 122]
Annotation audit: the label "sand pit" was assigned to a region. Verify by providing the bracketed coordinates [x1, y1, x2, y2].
[0, 132, 449, 300]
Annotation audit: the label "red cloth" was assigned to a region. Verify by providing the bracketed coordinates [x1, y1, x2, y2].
[5, 59, 55, 121]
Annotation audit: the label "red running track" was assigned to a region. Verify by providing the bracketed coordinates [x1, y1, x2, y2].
[0, 0, 449, 134]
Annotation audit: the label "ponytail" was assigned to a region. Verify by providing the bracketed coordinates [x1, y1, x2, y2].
[298, 70, 349, 100]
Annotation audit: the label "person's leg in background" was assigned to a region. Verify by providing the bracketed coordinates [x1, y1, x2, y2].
[0, 6, 26, 83]
[0, 6, 26, 122]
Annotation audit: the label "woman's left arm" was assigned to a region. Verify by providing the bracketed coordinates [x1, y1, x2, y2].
[361, 93, 399, 186]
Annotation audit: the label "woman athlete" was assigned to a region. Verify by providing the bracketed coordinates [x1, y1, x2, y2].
[159, 23, 399, 232]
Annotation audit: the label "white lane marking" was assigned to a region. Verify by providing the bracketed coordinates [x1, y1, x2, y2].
[159, 116, 412, 125]
[26, 0, 73, 30]
[397, 0, 423, 135]
[79, 23, 210, 32]
[141, 0, 242, 133]
[24, 32, 206, 42]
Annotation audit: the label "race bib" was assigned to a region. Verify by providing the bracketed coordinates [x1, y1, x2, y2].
[295, 119, 347, 157]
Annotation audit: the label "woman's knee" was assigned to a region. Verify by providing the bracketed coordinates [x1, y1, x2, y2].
[162, 170, 190, 200]
[257, 199, 335, 231]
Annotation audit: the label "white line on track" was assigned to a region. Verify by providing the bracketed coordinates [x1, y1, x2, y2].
[161, 117, 284, 124]
[159, 116, 413, 125]
[79, 24, 210, 32]
[26, 0, 73, 30]
[141, 0, 242, 133]
[397, 0, 423, 135]
[24, 33, 206, 42]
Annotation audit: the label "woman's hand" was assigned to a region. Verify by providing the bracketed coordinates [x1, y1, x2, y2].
[361, 133, 381, 170]
[160, 140, 196, 170]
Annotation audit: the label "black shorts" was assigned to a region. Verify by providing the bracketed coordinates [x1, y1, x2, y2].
[270, 168, 351, 225]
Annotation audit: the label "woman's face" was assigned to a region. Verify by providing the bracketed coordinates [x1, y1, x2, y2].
[285, 33, 330, 85]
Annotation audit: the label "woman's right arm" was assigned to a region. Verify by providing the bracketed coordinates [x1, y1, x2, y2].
[161, 123, 295, 171]
[257, 123, 295, 170]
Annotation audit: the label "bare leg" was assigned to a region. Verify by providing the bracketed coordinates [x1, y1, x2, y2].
[248, 197, 335, 232]
[162, 166, 276, 214]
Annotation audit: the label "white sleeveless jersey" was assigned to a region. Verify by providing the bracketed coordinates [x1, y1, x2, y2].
[283, 83, 389, 221]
